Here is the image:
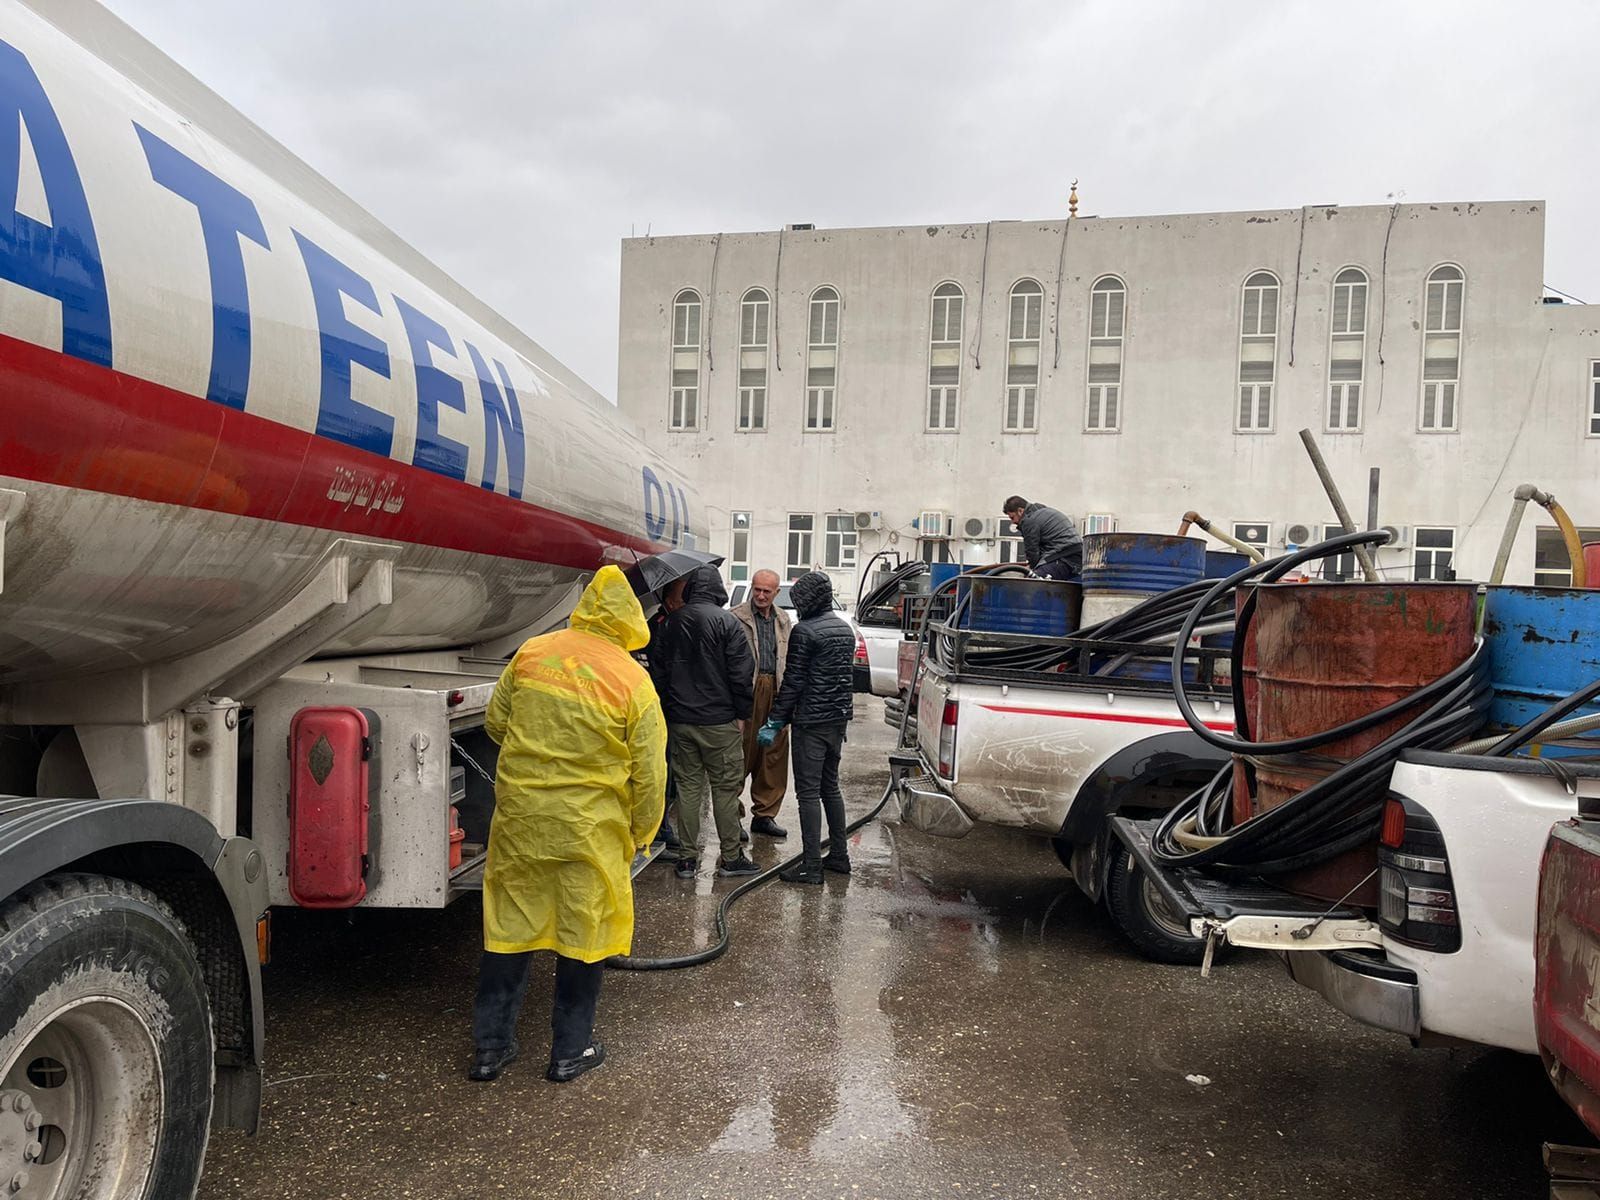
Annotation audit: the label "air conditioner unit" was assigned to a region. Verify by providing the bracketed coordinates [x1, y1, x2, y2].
[853, 510, 883, 532]
[1232, 522, 1274, 549]
[1284, 522, 1317, 547]
[1083, 513, 1118, 536]
[961, 515, 997, 540]
[917, 509, 951, 539]
[1378, 524, 1412, 550]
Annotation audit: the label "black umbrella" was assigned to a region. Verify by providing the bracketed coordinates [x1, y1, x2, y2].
[623, 548, 724, 597]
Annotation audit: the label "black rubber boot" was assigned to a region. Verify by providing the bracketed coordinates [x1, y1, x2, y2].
[779, 858, 824, 885]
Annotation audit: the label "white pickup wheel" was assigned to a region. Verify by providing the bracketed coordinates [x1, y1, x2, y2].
[1104, 844, 1208, 966]
[0, 875, 214, 1199]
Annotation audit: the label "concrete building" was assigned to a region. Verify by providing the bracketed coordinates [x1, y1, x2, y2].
[617, 201, 1600, 601]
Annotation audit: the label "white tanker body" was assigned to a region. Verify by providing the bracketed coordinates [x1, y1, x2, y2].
[0, 3, 697, 1193]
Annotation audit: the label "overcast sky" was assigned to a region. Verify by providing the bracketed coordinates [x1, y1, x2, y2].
[101, 0, 1600, 399]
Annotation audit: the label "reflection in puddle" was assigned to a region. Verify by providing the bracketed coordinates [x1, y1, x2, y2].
[710, 1097, 776, 1154]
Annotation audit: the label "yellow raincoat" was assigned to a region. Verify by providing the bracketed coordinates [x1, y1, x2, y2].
[482, 565, 667, 961]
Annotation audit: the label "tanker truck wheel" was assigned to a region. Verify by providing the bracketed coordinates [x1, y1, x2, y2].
[1104, 845, 1207, 966]
[0, 874, 213, 1199]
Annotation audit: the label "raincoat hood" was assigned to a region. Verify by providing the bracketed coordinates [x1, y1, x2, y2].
[571, 565, 651, 652]
[681, 564, 730, 608]
[790, 570, 834, 619]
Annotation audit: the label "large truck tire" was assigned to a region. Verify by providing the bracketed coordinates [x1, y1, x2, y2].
[1104, 844, 1207, 966]
[0, 874, 213, 1199]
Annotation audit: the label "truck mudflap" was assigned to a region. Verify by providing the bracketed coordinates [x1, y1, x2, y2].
[1111, 816, 1383, 953]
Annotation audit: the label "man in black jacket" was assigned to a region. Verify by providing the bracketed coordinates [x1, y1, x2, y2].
[650, 566, 760, 878]
[755, 571, 856, 884]
[1002, 495, 1083, 579]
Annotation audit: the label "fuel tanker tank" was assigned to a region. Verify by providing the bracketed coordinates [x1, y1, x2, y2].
[0, 0, 700, 689]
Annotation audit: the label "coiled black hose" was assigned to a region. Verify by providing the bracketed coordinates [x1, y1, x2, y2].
[1152, 529, 1494, 874]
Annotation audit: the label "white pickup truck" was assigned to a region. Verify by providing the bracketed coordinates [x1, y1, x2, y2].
[1118, 752, 1599, 1052]
[893, 624, 1235, 963]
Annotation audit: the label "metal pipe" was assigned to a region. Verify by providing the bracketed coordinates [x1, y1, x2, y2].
[1489, 484, 1587, 587]
[1176, 510, 1265, 561]
[1297, 429, 1379, 581]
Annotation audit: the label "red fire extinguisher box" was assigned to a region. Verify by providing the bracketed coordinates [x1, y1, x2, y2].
[288, 707, 381, 908]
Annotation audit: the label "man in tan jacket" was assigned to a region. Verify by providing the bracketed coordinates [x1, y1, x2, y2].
[730, 569, 791, 838]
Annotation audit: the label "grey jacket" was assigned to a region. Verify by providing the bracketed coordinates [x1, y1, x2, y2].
[1019, 503, 1083, 570]
[730, 601, 792, 686]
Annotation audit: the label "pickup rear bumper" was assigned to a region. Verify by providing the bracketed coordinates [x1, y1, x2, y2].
[1286, 949, 1422, 1040]
[895, 772, 974, 838]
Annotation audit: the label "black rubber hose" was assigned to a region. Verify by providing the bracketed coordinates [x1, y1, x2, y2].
[610, 572, 965, 971]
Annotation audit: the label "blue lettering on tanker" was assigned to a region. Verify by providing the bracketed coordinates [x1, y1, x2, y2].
[136, 125, 270, 411]
[0, 39, 111, 368]
[642, 467, 667, 543]
[465, 341, 525, 501]
[293, 230, 394, 457]
[395, 295, 468, 481]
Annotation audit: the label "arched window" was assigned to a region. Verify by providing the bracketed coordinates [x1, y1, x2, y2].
[805, 286, 840, 431]
[1327, 267, 1368, 431]
[1236, 271, 1279, 431]
[927, 282, 963, 431]
[669, 288, 701, 430]
[738, 288, 769, 430]
[1086, 275, 1126, 431]
[1421, 265, 1464, 431]
[1005, 279, 1043, 432]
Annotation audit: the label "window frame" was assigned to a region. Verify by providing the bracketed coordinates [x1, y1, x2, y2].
[1004, 278, 1045, 433]
[995, 520, 1024, 564]
[1418, 263, 1465, 433]
[728, 510, 752, 583]
[823, 513, 859, 570]
[1326, 266, 1368, 433]
[1411, 525, 1456, 582]
[736, 287, 770, 432]
[1236, 270, 1280, 434]
[1319, 523, 1359, 582]
[786, 513, 816, 580]
[668, 287, 702, 431]
[926, 281, 964, 433]
[1534, 524, 1600, 587]
[1085, 274, 1126, 433]
[805, 285, 841, 433]
[917, 537, 954, 565]
[1589, 360, 1600, 438]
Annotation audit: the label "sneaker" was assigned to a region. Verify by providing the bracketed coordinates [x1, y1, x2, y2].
[717, 854, 761, 877]
[467, 1043, 518, 1083]
[675, 856, 698, 879]
[778, 860, 824, 885]
[751, 816, 788, 839]
[547, 1040, 605, 1083]
[822, 853, 852, 875]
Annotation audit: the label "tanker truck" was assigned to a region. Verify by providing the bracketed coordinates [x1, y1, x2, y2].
[0, 2, 699, 1194]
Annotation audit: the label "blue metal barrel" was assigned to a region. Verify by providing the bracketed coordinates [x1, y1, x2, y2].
[1482, 588, 1600, 743]
[1082, 533, 1208, 593]
[967, 577, 1082, 637]
[1205, 550, 1253, 580]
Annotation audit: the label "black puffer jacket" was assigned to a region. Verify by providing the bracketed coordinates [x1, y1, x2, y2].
[650, 566, 755, 725]
[1019, 502, 1082, 572]
[769, 572, 855, 728]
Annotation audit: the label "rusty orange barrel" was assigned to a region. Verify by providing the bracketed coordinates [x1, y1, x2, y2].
[1230, 583, 1262, 826]
[1248, 582, 1478, 903]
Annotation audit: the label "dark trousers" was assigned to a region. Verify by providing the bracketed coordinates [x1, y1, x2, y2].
[1033, 553, 1082, 581]
[472, 950, 603, 1061]
[791, 722, 849, 865]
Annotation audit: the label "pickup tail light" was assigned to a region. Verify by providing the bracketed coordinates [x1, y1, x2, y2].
[854, 631, 869, 666]
[938, 699, 959, 778]
[1376, 794, 1460, 952]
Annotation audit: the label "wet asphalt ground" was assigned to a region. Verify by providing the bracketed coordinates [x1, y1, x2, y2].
[198, 697, 1589, 1199]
